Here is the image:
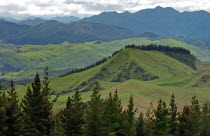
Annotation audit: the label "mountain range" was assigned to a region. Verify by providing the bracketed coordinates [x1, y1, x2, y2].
[0, 16, 80, 24]
[0, 20, 138, 45]
[80, 6, 210, 38]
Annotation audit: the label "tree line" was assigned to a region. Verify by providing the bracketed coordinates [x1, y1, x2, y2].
[60, 44, 196, 78]
[0, 68, 209, 136]
[125, 44, 196, 70]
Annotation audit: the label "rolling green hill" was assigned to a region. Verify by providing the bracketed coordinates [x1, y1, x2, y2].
[1, 37, 210, 83]
[14, 48, 210, 112]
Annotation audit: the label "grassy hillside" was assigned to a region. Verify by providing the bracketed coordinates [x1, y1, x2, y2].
[14, 48, 210, 113]
[1, 37, 210, 82]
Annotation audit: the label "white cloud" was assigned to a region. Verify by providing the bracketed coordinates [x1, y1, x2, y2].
[0, 0, 209, 19]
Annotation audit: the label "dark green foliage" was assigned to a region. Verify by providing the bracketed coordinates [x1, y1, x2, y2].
[152, 99, 169, 136]
[168, 93, 178, 135]
[125, 44, 196, 69]
[187, 96, 202, 136]
[136, 112, 146, 136]
[144, 102, 154, 136]
[84, 82, 104, 136]
[167, 52, 196, 70]
[125, 94, 137, 136]
[102, 90, 124, 135]
[200, 102, 210, 136]
[61, 89, 85, 136]
[0, 89, 7, 135]
[0, 80, 23, 136]
[22, 68, 54, 136]
[178, 96, 202, 136]
[178, 105, 190, 136]
[0, 73, 208, 136]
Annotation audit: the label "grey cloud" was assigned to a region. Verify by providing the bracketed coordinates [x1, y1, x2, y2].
[0, 0, 209, 19]
[83, 3, 124, 12]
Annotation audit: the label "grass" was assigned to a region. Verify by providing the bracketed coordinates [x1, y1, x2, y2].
[1, 37, 210, 81]
[14, 48, 210, 113]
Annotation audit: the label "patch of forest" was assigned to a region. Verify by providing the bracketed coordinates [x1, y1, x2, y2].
[125, 44, 196, 69]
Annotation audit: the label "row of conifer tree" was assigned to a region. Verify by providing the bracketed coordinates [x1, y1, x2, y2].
[0, 68, 209, 136]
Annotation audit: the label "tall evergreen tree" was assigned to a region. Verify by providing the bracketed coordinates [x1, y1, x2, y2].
[125, 94, 137, 136]
[144, 101, 154, 136]
[61, 89, 84, 136]
[178, 105, 190, 136]
[168, 93, 178, 136]
[187, 95, 202, 136]
[178, 96, 202, 136]
[200, 102, 210, 136]
[4, 80, 23, 136]
[85, 81, 104, 136]
[102, 90, 124, 135]
[136, 112, 146, 136]
[0, 89, 7, 135]
[22, 68, 54, 136]
[152, 99, 169, 136]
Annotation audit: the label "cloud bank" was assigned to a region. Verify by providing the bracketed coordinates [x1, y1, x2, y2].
[0, 0, 209, 19]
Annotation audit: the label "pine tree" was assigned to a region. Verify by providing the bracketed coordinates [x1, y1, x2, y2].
[187, 95, 202, 136]
[136, 112, 145, 136]
[61, 89, 84, 136]
[178, 96, 202, 136]
[152, 99, 169, 136]
[0, 90, 7, 135]
[102, 90, 124, 135]
[168, 93, 178, 136]
[22, 68, 54, 136]
[85, 81, 104, 136]
[4, 80, 23, 136]
[125, 94, 137, 136]
[144, 101, 154, 136]
[200, 102, 210, 136]
[178, 105, 190, 136]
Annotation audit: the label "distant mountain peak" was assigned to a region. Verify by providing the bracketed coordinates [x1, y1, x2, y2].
[155, 6, 164, 9]
[153, 6, 179, 13]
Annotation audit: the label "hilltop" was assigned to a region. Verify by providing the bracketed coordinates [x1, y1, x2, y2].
[50, 47, 195, 92]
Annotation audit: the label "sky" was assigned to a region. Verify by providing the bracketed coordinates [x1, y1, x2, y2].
[0, 0, 209, 19]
